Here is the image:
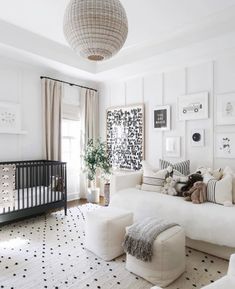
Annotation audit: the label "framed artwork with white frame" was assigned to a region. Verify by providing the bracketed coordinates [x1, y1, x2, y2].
[0, 102, 21, 133]
[215, 133, 235, 159]
[216, 93, 235, 125]
[178, 92, 209, 121]
[153, 105, 171, 131]
[165, 136, 181, 158]
[191, 129, 205, 147]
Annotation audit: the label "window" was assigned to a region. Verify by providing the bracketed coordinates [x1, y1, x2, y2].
[62, 119, 80, 199]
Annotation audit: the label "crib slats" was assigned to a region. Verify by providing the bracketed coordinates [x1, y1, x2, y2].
[26, 166, 29, 208]
[22, 166, 24, 209]
[18, 165, 20, 210]
[31, 165, 33, 207]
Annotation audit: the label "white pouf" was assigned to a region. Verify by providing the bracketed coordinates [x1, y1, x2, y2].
[126, 225, 185, 288]
[85, 207, 133, 261]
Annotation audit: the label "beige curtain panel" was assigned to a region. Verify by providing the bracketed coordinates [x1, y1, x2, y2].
[42, 78, 63, 161]
[80, 88, 99, 198]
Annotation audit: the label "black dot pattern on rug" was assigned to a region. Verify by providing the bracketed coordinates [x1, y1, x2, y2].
[0, 204, 229, 289]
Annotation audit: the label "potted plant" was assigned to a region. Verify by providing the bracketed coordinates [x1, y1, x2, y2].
[84, 139, 111, 204]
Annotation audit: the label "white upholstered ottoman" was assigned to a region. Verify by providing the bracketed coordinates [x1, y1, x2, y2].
[85, 207, 133, 261]
[126, 225, 185, 288]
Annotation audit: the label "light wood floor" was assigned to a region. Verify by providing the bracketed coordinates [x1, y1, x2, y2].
[67, 196, 105, 208]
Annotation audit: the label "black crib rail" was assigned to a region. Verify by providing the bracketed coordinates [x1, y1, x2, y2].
[0, 160, 67, 225]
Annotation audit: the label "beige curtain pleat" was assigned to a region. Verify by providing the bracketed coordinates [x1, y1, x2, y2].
[80, 88, 99, 198]
[42, 79, 63, 161]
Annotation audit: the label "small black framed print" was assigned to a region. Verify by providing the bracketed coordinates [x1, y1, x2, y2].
[153, 105, 171, 131]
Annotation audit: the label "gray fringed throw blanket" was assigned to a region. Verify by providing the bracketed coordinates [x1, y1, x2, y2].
[123, 217, 177, 262]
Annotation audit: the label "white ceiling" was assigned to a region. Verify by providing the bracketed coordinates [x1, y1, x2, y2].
[0, 0, 235, 80]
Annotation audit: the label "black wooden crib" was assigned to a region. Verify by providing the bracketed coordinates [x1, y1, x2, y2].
[0, 160, 67, 224]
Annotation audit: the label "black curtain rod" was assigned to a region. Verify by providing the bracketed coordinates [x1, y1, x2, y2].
[40, 76, 97, 92]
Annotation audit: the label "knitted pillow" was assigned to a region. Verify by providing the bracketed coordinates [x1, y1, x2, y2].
[159, 159, 190, 176]
[203, 173, 233, 205]
[141, 161, 167, 192]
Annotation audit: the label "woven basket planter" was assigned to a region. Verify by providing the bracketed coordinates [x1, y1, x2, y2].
[64, 0, 128, 61]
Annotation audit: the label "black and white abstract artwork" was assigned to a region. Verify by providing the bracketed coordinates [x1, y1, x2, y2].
[106, 104, 144, 170]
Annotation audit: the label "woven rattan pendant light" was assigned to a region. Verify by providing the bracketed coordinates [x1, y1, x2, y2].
[63, 0, 128, 61]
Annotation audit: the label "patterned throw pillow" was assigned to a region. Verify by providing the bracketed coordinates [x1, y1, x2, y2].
[159, 159, 190, 176]
[204, 173, 233, 205]
[0, 164, 16, 208]
[141, 161, 168, 192]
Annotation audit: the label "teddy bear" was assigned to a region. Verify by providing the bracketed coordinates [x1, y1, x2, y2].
[180, 173, 203, 195]
[161, 176, 177, 196]
[183, 181, 207, 204]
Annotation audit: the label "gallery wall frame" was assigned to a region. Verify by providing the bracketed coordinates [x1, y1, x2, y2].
[0, 102, 26, 134]
[165, 136, 181, 158]
[153, 105, 171, 131]
[191, 129, 205, 147]
[216, 92, 235, 125]
[106, 103, 145, 170]
[178, 92, 209, 121]
[215, 132, 235, 159]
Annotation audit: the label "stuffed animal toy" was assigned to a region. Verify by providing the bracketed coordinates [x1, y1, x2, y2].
[196, 167, 212, 175]
[180, 173, 203, 194]
[183, 181, 207, 204]
[196, 167, 223, 181]
[161, 176, 177, 196]
[212, 168, 223, 181]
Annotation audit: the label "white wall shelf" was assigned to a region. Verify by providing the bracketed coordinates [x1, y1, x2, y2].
[0, 130, 27, 135]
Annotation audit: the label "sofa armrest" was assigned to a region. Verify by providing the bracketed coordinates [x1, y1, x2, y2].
[110, 171, 142, 195]
[228, 254, 235, 276]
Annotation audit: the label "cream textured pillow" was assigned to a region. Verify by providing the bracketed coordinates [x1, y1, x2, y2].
[141, 161, 167, 192]
[204, 173, 233, 205]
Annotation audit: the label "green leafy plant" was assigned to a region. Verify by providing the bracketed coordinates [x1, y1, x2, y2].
[84, 139, 111, 185]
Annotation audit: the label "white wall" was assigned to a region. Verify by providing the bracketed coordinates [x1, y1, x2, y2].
[99, 52, 235, 172]
[0, 56, 97, 162]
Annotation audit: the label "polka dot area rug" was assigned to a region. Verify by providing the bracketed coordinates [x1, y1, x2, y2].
[0, 204, 229, 289]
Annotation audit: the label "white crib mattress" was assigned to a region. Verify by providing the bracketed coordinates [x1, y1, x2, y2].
[0, 186, 63, 213]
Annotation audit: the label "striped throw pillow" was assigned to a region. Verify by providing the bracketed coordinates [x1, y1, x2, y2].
[141, 161, 167, 192]
[204, 174, 233, 205]
[159, 159, 190, 176]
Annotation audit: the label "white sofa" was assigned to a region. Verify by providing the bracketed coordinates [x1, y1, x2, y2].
[110, 171, 235, 260]
[151, 254, 235, 289]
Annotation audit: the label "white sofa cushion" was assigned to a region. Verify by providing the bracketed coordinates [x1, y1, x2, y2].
[110, 188, 235, 248]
